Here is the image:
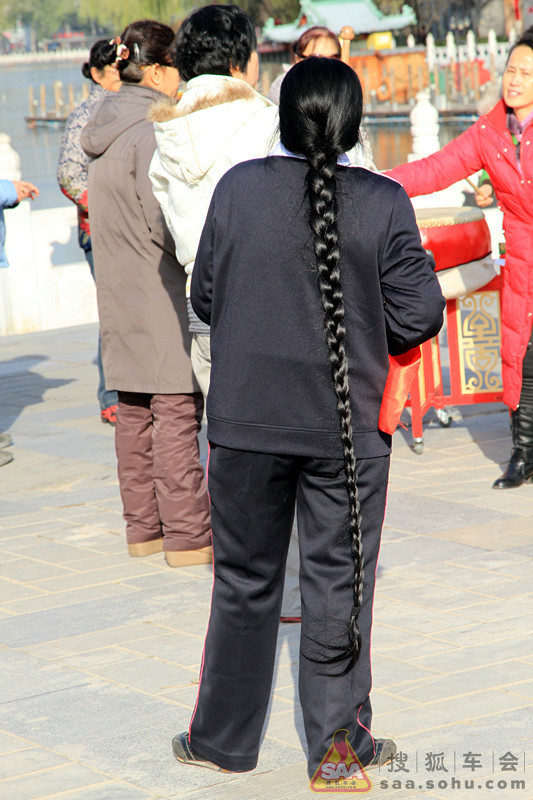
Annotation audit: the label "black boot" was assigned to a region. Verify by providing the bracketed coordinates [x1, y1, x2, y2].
[492, 406, 533, 489]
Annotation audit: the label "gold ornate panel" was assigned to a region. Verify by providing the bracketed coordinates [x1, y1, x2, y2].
[455, 291, 502, 394]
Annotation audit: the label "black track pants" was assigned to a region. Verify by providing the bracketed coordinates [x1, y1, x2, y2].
[189, 445, 390, 776]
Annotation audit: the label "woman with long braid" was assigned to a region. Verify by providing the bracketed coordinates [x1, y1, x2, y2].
[172, 57, 444, 783]
[295, 90, 366, 668]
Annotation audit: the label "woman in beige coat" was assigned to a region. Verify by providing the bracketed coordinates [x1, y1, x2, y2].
[81, 20, 211, 566]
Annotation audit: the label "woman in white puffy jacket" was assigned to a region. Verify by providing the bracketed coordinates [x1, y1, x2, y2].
[149, 5, 278, 397]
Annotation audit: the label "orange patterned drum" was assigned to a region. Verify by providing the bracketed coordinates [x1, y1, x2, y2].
[415, 207, 492, 272]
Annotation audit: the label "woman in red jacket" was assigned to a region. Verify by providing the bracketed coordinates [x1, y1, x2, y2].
[386, 27, 533, 489]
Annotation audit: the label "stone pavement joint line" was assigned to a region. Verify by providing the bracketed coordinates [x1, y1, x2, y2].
[0, 324, 532, 800]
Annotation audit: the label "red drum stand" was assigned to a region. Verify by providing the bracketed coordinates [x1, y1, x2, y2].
[406, 209, 504, 454]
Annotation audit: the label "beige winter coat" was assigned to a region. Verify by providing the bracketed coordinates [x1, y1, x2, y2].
[81, 83, 196, 394]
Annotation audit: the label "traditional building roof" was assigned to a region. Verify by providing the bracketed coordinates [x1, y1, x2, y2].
[262, 0, 416, 43]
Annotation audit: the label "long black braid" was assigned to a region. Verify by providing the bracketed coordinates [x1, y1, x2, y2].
[310, 153, 364, 667]
[280, 57, 364, 672]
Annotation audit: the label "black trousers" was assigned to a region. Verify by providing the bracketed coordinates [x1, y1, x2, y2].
[189, 445, 390, 777]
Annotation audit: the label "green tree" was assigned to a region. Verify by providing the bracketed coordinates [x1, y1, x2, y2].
[79, 0, 300, 29]
[238, 0, 300, 25]
[374, 0, 495, 38]
[78, 0, 196, 31]
[0, 0, 301, 46]
[0, 0, 78, 43]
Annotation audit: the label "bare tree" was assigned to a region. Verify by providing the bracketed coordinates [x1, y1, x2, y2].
[374, 0, 495, 37]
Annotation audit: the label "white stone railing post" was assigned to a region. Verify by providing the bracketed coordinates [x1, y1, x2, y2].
[0, 134, 98, 335]
[409, 89, 440, 159]
[446, 31, 457, 64]
[407, 91, 466, 208]
[466, 30, 477, 63]
[488, 28, 498, 78]
[0, 132, 21, 181]
[0, 134, 42, 334]
[426, 32, 436, 73]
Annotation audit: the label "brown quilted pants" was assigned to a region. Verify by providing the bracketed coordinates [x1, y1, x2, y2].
[115, 391, 211, 556]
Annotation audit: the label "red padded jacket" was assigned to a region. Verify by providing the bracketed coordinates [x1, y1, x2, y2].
[386, 100, 533, 410]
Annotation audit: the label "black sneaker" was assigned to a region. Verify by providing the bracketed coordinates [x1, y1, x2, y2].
[172, 732, 233, 773]
[365, 738, 397, 770]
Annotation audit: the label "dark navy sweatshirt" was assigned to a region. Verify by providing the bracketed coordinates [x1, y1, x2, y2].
[191, 156, 445, 459]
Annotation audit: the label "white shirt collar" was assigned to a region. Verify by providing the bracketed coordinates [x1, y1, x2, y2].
[268, 141, 351, 166]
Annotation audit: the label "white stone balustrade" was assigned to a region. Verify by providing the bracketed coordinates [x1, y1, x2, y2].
[0, 134, 97, 335]
[431, 28, 512, 75]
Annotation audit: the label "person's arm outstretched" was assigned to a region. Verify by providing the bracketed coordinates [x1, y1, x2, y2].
[384, 123, 484, 198]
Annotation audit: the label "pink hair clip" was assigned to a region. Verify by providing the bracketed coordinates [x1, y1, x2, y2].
[109, 36, 129, 63]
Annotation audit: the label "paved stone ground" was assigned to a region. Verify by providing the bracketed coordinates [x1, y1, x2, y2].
[0, 324, 532, 800]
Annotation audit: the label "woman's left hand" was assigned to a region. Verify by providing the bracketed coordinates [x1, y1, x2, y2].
[14, 180, 39, 202]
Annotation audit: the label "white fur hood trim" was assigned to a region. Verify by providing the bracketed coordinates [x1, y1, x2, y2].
[151, 74, 277, 185]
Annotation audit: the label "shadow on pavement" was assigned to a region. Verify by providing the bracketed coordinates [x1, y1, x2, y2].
[0, 354, 74, 432]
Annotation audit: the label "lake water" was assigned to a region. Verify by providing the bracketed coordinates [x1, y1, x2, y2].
[0, 60, 90, 209]
[0, 58, 472, 209]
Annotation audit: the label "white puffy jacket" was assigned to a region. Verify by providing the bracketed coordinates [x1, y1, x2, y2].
[149, 74, 279, 294]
